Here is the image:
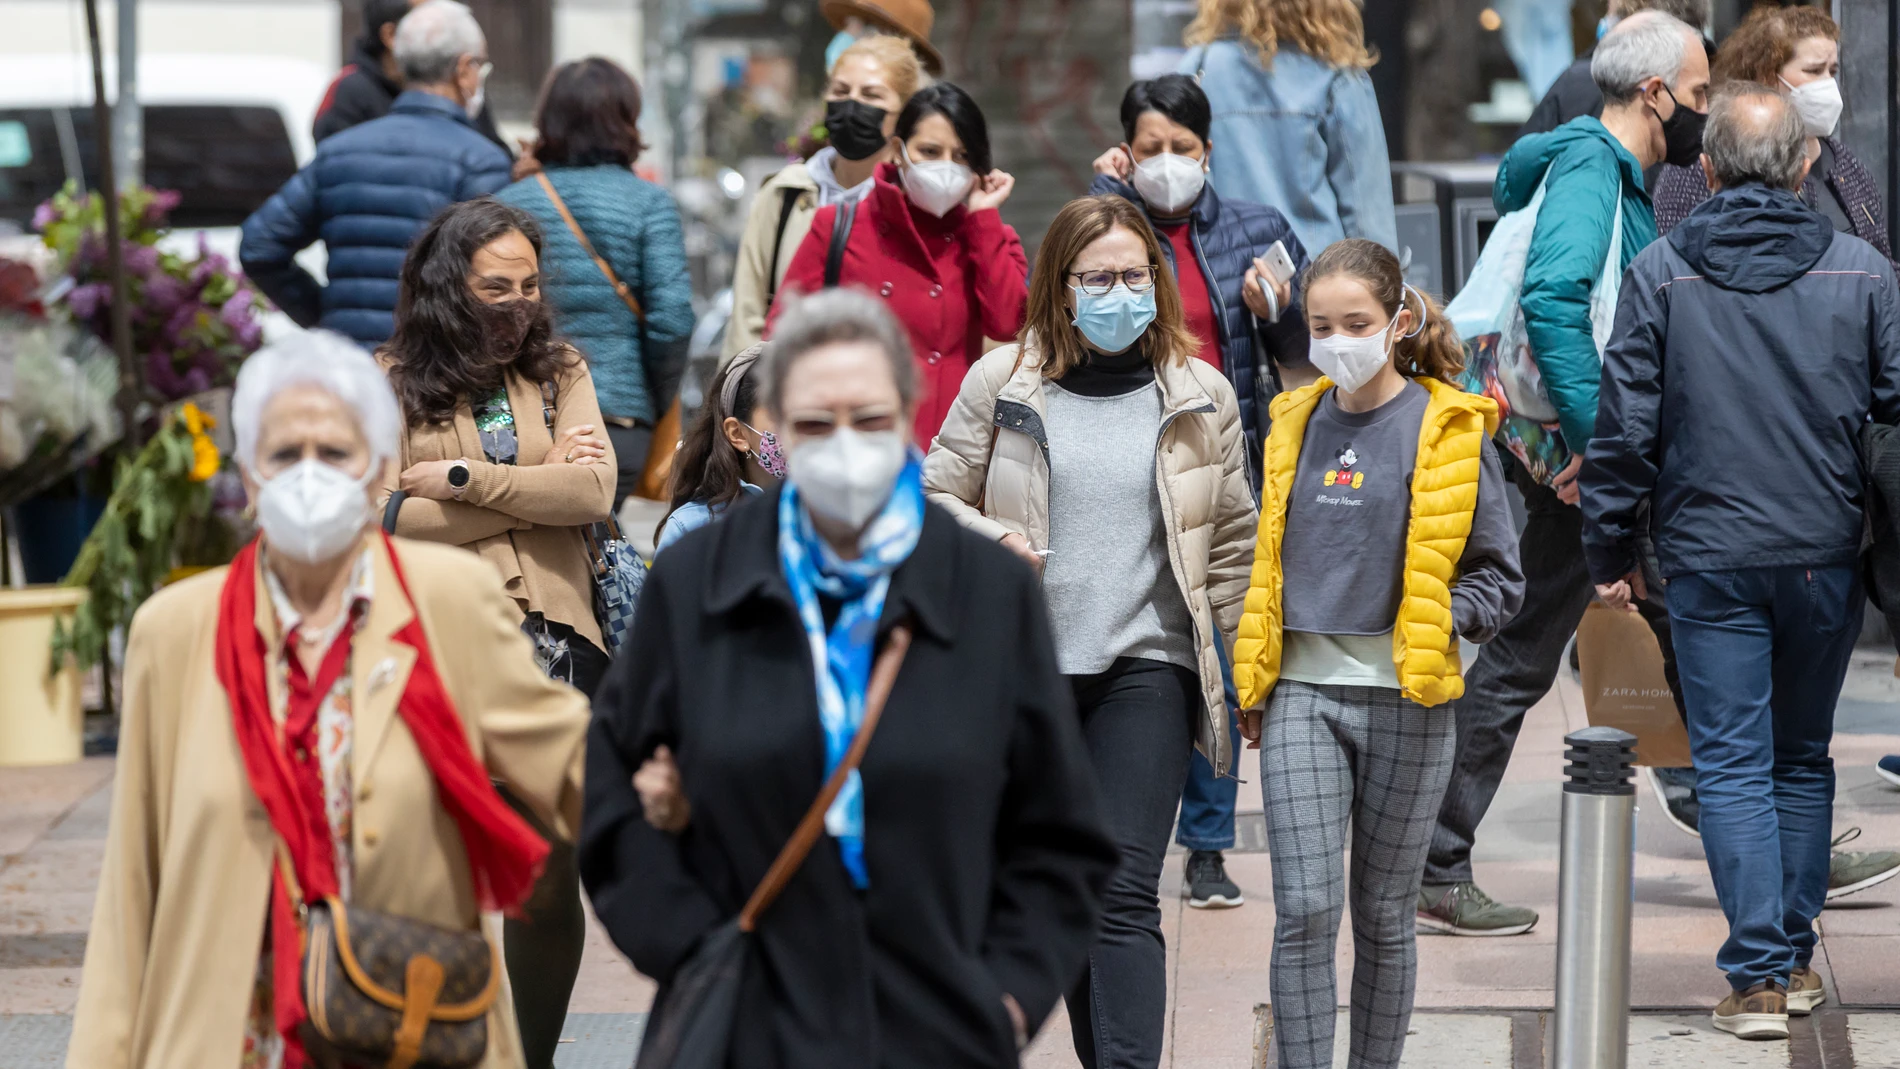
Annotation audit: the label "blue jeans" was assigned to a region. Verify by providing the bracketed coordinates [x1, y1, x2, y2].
[1668, 565, 1862, 992]
[1177, 642, 1242, 851]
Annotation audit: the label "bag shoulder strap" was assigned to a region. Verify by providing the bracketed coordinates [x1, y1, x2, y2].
[382, 490, 407, 535]
[537, 380, 624, 554]
[765, 185, 805, 310]
[978, 348, 1031, 509]
[738, 623, 913, 931]
[536, 172, 646, 323]
[825, 199, 858, 289]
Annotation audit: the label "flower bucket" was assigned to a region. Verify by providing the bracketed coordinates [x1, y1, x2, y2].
[0, 586, 87, 766]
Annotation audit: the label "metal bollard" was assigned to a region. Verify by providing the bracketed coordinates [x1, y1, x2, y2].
[1552, 726, 1638, 1069]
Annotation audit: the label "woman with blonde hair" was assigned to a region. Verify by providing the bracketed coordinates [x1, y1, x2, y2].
[1233, 239, 1522, 1069]
[1179, 0, 1397, 254]
[724, 34, 925, 356]
[925, 194, 1256, 1067]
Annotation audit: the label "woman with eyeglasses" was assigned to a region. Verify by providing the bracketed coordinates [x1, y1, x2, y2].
[770, 81, 1029, 448]
[924, 194, 1257, 1068]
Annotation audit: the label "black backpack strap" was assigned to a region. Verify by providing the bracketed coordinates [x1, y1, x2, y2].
[764, 185, 804, 310]
[825, 199, 858, 289]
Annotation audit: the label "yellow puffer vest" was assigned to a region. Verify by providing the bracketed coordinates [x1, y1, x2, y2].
[1234, 376, 1499, 710]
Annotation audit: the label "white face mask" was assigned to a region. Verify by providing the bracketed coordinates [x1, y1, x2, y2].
[899, 145, 975, 218]
[788, 427, 908, 530]
[1131, 151, 1206, 216]
[465, 59, 491, 120]
[1782, 76, 1842, 138]
[255, 458, 376, 565]
[1308, 322, 1394, 394]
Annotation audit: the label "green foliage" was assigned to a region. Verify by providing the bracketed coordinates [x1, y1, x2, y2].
[50, 413, 216, 674]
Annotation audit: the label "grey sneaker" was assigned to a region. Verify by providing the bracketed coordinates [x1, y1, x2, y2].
[1416, 881, 1538, 936]
[1826, 827, 1900, 902]
[1183, 849, 1244, 909]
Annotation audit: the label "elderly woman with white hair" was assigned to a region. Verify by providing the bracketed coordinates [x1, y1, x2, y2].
[67, 330, 589, 1069]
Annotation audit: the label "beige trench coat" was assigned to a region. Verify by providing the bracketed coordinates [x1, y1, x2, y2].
[723, 162, 819, 359]
[922, 341, 1259, 776]
[67, 537, 588, 1069]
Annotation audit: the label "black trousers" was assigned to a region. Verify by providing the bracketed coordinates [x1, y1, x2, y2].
[606, 423, 653, 512]
[1066, 657, 1199, 1069]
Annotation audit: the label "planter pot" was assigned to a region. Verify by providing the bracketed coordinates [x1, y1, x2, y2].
[0, 586, 87, 767]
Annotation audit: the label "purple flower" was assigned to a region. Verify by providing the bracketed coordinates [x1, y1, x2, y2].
[142, 274, 190, 316]
[31, 200, 56, 232]
[121, 243, 160, 275]
[65, 281, 110, 320]
[141, 189, 182, 228]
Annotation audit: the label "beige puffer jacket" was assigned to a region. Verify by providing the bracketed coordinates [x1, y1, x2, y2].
[923, 341, 1259, 776]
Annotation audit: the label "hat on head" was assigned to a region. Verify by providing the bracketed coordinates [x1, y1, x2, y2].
[821, 0, 945, 75]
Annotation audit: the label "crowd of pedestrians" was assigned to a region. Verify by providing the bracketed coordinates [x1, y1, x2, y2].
[60, 0, 1900, 1066]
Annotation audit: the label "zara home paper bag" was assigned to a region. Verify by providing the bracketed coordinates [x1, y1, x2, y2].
[1575, 601, 1693, 768]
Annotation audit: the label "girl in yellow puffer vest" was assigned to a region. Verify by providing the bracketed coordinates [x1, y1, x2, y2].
[1234, 239, 1524, 1069]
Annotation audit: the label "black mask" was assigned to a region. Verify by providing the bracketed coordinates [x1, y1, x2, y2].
[477, 298, 538, 363]
[824, 99, 889, 162]
[1654, 86, 1707, 168]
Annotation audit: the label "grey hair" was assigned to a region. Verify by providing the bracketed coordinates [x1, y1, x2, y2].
[1592, 11, 1696, 105]
[759, 288, 918, 417]
[1703, 83, 1808, 191]
[231, 330, 402, 472]
[393, 0, 485, 86]
[1608, 0, 1709, 31]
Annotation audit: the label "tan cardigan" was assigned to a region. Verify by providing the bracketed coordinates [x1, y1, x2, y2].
[379, 353, 616, 650]
[67, 537, 589, 1069]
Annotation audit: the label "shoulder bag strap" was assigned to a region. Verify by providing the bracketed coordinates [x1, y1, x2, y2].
[976, 348, 1030, 514]
[536, 172, 646, 323]
[738, 623, 913, 931]
[824, 199, 858, 289]
[538, 379, 616, 572]
[765, 185, 805, 310]
[381, 491, 407, 535]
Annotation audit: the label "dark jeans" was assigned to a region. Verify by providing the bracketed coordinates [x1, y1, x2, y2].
[1177, 642, 1242, 852]
[1425, 469, 1594, 886]
[605, 422, 653, 511]
[1670, 565, 1861, 990]
[1067, 657, 1199, 1069]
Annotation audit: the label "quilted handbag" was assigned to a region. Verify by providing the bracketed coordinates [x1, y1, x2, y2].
[538, 382, 647, 653]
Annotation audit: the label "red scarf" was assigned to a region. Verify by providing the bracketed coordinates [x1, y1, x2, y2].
[215, 534, 549, 1068]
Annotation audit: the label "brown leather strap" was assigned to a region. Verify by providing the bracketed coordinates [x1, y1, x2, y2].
[738, 624, 912, 932]
[535, 172, 645, 323]
[387, 954, 444, 1069]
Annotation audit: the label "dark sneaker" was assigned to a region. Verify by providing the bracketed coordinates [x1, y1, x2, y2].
[1787, 967, 1825, 1016]
[1712, 980, 1788, 1040]
[1416, 881, 1538, 936]
[1826, 827, 1900, 901]
[1878, 754, 1900, 788]
[1644, 765, 1700, 837]
[1183, 850, 1244, 909]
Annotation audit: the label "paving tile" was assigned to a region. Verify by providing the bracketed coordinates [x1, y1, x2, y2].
[0, 969, 83, 1015]
[0, 1013, 73, 1069]
[0, 840, 104, 895]
[1845, 1012, 1900, 1066]
[0, 892, 96, 937]
[1626, 1014, 1789, 1068]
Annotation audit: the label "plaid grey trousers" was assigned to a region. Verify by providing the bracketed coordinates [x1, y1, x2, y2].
[1263, 680, 1457, 1069]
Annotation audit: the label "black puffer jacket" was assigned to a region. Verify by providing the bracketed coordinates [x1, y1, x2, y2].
[1581, 183, 1900, 584]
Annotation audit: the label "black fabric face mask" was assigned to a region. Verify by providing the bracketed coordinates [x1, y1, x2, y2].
[824, 99, 890, 162]
[478, 298, 538, 364]
[1654, 86, 1708, 169]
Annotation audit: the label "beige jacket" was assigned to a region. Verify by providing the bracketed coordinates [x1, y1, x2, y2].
[723, 162, 819, 358]
[68, 537, 589, 1069]
[923, 342, 1259, 775]
[379, 354, 615, 650]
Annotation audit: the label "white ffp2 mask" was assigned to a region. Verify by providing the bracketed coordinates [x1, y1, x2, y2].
[788, 428, 908, 530]
[900, 145, 976, 217]
[1783, 76, 1843, 138]
[1308, 323, 1394, 394]
[1131, 152, 1206, 216]
[255, 459, 376, 565]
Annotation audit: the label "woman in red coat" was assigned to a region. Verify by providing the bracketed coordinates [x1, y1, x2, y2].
[771, 82, 1029, 447]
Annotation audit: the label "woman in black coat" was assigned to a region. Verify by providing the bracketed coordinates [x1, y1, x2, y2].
[579, 287, 1117, 1067]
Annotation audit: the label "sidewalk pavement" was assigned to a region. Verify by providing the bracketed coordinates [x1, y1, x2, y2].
[3, 650, 1899, 1067]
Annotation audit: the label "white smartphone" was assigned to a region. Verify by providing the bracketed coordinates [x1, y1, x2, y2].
[1256, 240, 1297, 286]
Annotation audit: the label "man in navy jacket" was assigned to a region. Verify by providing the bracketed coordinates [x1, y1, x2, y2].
[1582, 86, 1900, 1039]
[241, 0, 511, 346]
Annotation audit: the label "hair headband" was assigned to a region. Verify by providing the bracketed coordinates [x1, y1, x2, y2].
[720, 344, 767, 422]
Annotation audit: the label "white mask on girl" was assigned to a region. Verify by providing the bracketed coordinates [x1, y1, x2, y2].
[1308, 323, 1394, 394]
[899, 144, 975, 217]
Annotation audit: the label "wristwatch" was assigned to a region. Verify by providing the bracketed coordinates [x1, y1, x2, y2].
[447, 459, 471, 498]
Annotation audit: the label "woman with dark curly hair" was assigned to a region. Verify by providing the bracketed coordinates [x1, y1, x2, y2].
[377, 195, 614, 1069]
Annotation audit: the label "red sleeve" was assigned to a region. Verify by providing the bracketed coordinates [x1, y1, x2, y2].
[962, 208, 1029, 341]
[765, 204, 838, 339]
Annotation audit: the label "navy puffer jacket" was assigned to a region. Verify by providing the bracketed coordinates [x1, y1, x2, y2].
[1090, 174, 1309, 477]
[240, 92, 513, 346]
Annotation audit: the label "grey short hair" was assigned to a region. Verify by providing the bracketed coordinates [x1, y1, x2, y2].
[231, 330, 402, 472]
[760, 288, 918, 418]
[1609, 0, 1708, 30]
[1703, 84, 1808, 191]
[393, 0, 485, 86]
[1592, 11, 1696, 104]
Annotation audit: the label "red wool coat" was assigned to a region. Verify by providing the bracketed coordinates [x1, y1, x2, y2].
[769, 162, 1029, 447]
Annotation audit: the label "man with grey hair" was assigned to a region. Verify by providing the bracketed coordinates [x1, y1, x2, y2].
[1582, 84, 1900, 1039]
[1416, 10, 1709, 940]
[241, 0, 510, 347]
[1519, 0, 1712, 138]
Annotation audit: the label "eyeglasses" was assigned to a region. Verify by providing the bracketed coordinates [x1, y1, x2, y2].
[1067, 266, 1158, 296]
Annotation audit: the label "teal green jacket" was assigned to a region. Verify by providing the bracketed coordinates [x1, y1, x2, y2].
[1495, 117, 1657, 453]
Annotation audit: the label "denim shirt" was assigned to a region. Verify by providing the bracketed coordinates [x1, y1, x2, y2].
[655, 483, 765, 555]
[1178, 42, 1397, 255]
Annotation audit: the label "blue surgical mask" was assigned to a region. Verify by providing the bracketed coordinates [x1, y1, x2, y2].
[1596, 14, 1618, 39]
[1071, 285, 1157, 354]
[825, 30, 856, 73]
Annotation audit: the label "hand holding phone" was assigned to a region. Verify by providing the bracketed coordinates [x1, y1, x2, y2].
[1255, 240, 1297, 287]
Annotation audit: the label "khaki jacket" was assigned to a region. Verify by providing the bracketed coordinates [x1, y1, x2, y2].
[723, 163, 818, 359]
[923, 342, 1259, 775]
[379, 354, 615, 650]
[68, 537, 588, 1069]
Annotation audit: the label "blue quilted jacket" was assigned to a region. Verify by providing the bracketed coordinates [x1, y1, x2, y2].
[1090, 174, 1310, 476]
[496, 165, 696, 422]
[240, 92, 513, 346]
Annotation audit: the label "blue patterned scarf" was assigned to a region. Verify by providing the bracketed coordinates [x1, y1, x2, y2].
[777, 455, 925, 888]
